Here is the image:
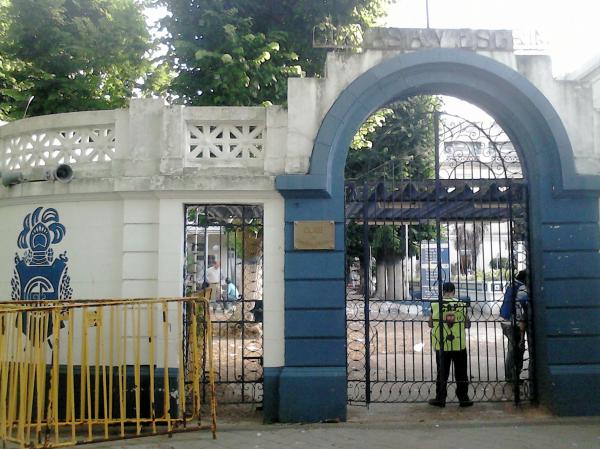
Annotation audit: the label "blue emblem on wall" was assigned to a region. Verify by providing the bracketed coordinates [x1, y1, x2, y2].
[11, 207, 72, 302]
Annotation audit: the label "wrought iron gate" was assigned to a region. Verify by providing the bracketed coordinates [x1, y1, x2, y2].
[346, 111, 533, 404]
[184, 204, 264, 404]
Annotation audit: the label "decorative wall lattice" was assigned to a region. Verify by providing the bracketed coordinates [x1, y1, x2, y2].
[187, 123, 265, 161]
[1, 126, 116, 170]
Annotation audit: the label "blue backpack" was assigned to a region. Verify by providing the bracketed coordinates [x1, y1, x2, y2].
[500, 281, 527, 320]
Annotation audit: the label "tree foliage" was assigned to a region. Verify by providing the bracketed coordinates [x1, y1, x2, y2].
[489, 256, 510, 270]
[346, 96, 440, 261]
[0, 0, 159, 119]
[0, 0, 31, 120]
[156, 0, 390, 106]
[346, 96, 439, 181]
[371, 223, 437, 262]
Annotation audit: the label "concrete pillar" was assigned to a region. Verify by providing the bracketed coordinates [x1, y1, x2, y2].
[121, 196, 159, 298]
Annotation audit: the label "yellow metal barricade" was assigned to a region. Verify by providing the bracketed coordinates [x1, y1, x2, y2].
[0, 293, 216, 448]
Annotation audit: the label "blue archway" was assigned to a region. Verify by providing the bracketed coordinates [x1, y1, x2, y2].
[272, 49, 600, 422]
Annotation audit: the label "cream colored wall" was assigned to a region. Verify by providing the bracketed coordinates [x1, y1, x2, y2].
[0, 198, 123, 300]
[121, 196, 160, 298]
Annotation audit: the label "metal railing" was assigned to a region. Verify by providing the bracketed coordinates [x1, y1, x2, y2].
[0, 294, 216, 448]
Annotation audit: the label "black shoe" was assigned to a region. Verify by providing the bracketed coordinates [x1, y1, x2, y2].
[459, 400, 474, 407]
[428, 399, 446, 407]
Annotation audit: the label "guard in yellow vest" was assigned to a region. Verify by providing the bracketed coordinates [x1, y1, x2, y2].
[428, 282, 473, 407]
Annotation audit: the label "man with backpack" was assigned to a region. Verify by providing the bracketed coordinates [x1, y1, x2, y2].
[500, 270, 529, 383]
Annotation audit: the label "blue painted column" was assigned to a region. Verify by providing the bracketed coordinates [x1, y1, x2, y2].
[274, 176, 348, 422]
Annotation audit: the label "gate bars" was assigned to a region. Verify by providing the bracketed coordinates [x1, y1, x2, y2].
[184, 205, 264, 404]
[346, 110, 533, 404]
[0, 295, 216, 448]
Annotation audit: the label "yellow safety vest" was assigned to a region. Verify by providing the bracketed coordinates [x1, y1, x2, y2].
[431, 298, 468, 351]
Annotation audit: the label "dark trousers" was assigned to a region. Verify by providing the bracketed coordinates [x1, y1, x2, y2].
[501, 322, 525, 382]
[434, 349, 470, 402]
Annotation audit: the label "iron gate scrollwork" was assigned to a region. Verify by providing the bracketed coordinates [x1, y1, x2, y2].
[346, 110, 533, 404]
[184, 204, 264, 404]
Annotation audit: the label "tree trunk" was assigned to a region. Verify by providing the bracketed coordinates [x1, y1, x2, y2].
[393, 257, 408, 300]
[385, 263, 395, 300]
[385, 257, 407, 300]
[375, 257, 408, 300]
[375, 262, 386, 299]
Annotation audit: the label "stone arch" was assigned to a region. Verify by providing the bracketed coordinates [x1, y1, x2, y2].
[274, 48, 600, 422]
[310, 49, 574, 195]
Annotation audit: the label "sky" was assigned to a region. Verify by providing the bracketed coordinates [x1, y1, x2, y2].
[382, 0, 600, 76]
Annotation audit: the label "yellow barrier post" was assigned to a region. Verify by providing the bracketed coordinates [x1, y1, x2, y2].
[0, 312, 8, 441]
[50, 307, 60, 445]
[93, 309, 101, 425]
[100, 307, 109, 440]
[119, 304, 126, 437]
[205, 298, 217, 439]
[161, 302, 171, 433]
[108, 305, 115, 427]
[134, 304, 141, 436]
[177, 300, 185, 427]
[149, 303, 156, 434]
[67, 308, 76, 442]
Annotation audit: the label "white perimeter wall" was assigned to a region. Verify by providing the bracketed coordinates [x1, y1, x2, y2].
[0, 192, 285, 368]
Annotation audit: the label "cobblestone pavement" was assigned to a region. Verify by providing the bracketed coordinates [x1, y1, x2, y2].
[80, 404, 600, 449]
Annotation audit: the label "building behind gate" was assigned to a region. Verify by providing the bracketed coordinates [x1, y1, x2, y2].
[1, 28, 599, 423]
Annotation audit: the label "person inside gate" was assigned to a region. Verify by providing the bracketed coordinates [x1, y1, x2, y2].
[428, 282, 473, 407]
[224, 277, 240, 312]
[500, 270, 529, 383]
[205, 256, 223, 310]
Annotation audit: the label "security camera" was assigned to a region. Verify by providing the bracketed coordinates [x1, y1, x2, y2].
[1, 163, 74, 187]
[45, 164, 73, 183]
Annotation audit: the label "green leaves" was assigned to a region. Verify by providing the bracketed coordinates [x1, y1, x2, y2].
[0, 0, 156, 118]
[159, 0, 389, 106]
[346, 96, 440, 181]
[164, 4, 300, 106]
[347, 221, 436, 261]
[345, 96, 439, 258]
[372, 225, 404, 259]
[195, 49, 213, 60]
[223, 23, 237, 37]
[0, 0, 391, 116]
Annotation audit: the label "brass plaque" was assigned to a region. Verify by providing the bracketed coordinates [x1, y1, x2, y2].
[294, 221, 335, 250]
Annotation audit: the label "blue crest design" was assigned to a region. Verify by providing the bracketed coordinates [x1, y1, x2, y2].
[11, 206, 72, 303]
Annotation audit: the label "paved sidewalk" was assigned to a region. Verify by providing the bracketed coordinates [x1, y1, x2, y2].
[84, 404, 600, 449]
